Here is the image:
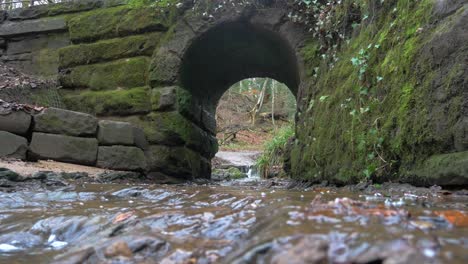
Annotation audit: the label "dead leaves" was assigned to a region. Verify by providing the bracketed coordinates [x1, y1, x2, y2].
[435, 210, 468, 227]
[113, 211, 136, 224]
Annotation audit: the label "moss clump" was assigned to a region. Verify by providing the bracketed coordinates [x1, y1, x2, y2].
[290, 0, 455, 184]
[406, 151, 468, 186]
[59, 57, 149, 90]
[62, 86, 151, 116]
[58, 33, 161, 68]
[226, 167, 247, 179]
[67, 5, 176, 43]
[144, 111, 218, 158]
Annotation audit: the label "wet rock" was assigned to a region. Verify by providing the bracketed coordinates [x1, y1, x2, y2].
[146, 172, 186, 184]
[97, 171, 142, 182]
[59, 172, 88, 180]
[0, 232, 43, 248]
[127, 237, 168, 255]
[212, 167, 247, 181]
[0, 168, 22, 181]
[97, 146, 147, 171]
[0, 111, 31, 135]
[352, 240, 433, 264]
[53, 247, 96, 264]
[409, 151, 468, 186]
[33, 107, 98, 137]
[271, 237, 328, 264]
[97, 120, 134, 146]
[29, 133, 98, 165]
[104, 241, 133, 258]
[0, 131, 28, 160]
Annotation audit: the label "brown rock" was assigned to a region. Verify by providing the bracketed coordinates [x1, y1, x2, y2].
[104, 241, 133, 258]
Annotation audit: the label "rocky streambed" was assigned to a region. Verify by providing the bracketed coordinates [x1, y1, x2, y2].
[0, 165, 467, 264]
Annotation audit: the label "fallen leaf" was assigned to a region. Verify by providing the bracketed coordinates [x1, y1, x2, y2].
[113, 211, 135, 224]
[435, 210, 468, 227]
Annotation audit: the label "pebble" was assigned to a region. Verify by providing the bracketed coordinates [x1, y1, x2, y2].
[0, 244, 20, 252]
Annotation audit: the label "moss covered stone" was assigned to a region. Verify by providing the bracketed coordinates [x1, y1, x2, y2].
[61, 86, 151, 116]
[406, 151, 468, 186]
[59, 56, 149, 90]
[141, 111, 218, 158]
[58, 33, 161, 68]
[289, 0, 466, 184]
[68, 6, 175, 43]
[145, 145, 209, 179]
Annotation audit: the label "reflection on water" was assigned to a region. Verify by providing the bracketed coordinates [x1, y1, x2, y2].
[0, 180, 467, 263]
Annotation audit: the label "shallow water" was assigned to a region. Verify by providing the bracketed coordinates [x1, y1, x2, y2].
[0, 179, 467, 263]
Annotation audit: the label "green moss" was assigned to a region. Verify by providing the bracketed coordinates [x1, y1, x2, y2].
[291, 0, 442, 184]
[62, 86, 151, 116]
[33, 48, 60, 78]
[68, 5, 176, 43]
[59, 56, 149, 90]
[405, 151, 468, 186]
[58, 33, 161, 68]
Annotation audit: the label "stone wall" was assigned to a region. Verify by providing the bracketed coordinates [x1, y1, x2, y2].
[0, 0, 213, 180]
[1, 0, 465, 185]
[0, 107, 148, 172]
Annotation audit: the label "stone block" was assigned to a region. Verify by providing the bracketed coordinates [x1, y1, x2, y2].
[34, 107, 98, 137]
[133, 126, 149, 150]
[61, 87, 151, 116]
[59, 57, 149, 90]
[200, 108, 217, 135]
[151, 86, 177, 111]
[145, 145, 210, 179]
[68, 6, 171, 43]
[410, 151, 468, 186]
[0, 110, 31, 135]
[6, 33, 69, 55]
[148, 47, 180, 86]
[97, 120, 134, 146]
[145, 145, 192, 178]
[0, 17, 67, 37]
[29, 133, 98, 165]
[58, 33, 161, 69]
[0, 131, 28, 160]
[97, 146, 147, 171]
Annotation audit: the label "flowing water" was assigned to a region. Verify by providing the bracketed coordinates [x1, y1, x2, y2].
[0, 176, 467, 264]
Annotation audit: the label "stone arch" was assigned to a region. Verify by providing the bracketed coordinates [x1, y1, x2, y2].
[146, 5, 308, 179]
[179, 20, 300, 111]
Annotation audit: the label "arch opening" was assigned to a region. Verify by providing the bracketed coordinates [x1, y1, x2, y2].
[180, 20, 300, 113]
[216, 77, 296, 151]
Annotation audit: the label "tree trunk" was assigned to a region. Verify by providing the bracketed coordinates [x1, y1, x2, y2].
[250, 78, 269, 125]
[271, 80, 276, 128]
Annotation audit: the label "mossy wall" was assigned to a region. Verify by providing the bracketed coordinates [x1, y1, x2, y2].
[289, 0, 467, 186]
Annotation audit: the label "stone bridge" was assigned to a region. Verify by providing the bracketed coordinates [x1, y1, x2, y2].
[0, 0, 466, 185]
[0, 0, 306, 180]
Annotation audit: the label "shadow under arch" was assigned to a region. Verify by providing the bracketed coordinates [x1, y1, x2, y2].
[179, 20, 300, 112]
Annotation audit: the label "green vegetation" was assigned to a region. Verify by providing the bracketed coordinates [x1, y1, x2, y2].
[289, 0, 465, 184]
[59, 57, 149, 90]
[61, 86, 152, 116]
[68, 5, 174, 43]
[127, 0, 179, 8]
[58, 33, 161, 68]
[257, 125, 294, 178]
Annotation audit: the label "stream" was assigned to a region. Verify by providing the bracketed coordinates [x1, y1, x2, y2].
[0, 153, 467, 263]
